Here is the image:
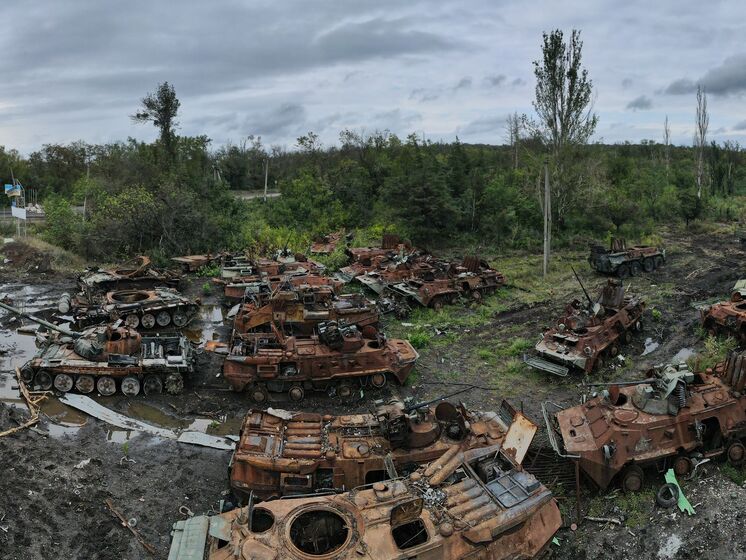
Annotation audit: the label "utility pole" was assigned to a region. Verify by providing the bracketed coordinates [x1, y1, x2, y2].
[263, 159, 269, 202]
[543, 160, 551, 278]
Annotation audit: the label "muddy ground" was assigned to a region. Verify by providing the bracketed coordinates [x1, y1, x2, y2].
[0, 228, 743, 559]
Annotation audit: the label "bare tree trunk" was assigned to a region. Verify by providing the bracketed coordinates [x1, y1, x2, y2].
[663, 115, 671, 175]
[695, 86, 709, 199]
[543, 161, 551, 277]
[504, 113, 521, 170]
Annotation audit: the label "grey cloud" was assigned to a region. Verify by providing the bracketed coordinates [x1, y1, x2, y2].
[733, 120, 746, 131]
[484, 74, 506, 87]
[245, 103, 307, 138]
[626, 95, 652, 110]
[664, 78, 697, 95]
[462, 115, 506, 135]
[454, 77, 472, 91]
[666, 54, 746, 96]
[373, 109, 422, 129]
[511, 77, 526, 87]
[622, 78, 633, 89]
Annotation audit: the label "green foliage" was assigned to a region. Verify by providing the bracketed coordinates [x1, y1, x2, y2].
[651, 308, 662, 321]
[202, 282, 212, 296]
[616, 489, 656, 528]
[197, 263, 221, 277]
[41, 196, 83, 249]
[692, 335, 738, 370]
[721, 463, 746, 485]
[407, 329, 433, 349]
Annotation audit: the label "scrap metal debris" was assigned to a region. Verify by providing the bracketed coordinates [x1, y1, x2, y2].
[104, 498, 157, 556]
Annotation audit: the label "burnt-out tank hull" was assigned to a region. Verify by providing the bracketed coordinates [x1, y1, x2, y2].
[700, 280, 746, 342]
[229, 399, 527, 501]
[169, 441, 561, 560]
[78, 256, 181, 295]
[589, 238, 666, 278]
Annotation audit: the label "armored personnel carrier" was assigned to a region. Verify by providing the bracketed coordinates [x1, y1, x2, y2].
[588, 237, 665, 277]
[4, 301, 194, 396]
[234, 287, 378, 336]
[700, 279, 746, 341]
[169, 436, 561, 560]
[543, 351, 746, 492]
[451, 256, 506, 300]
[77, 255, 180, 294]
[223, 273, 342, 301]
[525, 274, 645, 376]
[386, 277, 460, 311]
[59, 287, 200, 330]
[222, 321, 418, 403]
[229, 397, 534, 501]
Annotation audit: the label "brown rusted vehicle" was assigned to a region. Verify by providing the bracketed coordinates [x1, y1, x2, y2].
[524, 277, 645, 376]
[222, 321, 418, 403]
[701, 279, 746, 342]
[169, 433, 561, 560]
[310, 230, 345, 254]
[223, 273, 343, 301]
[229, 398, 534, 501]
[451, 256, 506, 301]
[355, 258, 438, 294]
[589, 237, 666, 277]
[77, 255, 180, 294]
[544, 351, 746, 492]
[386, 277, 460, 312]
[171, 253, 224, 273]
[234, 287, 379, 336]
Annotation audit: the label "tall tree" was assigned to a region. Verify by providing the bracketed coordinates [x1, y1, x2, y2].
[663, 115, 671, 174]
[132, 82, 181, 161]
[505, 112, 522, 170]
[694, 85, 709, 199]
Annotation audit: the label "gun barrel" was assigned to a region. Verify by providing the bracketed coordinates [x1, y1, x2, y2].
[0, 300, 79, 338]
[583, 378, 656, 388]
[570, 265, 594, 308]
[404, 386, 473, 412]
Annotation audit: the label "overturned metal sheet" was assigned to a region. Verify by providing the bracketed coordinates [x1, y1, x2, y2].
[177, 431, 235, 451]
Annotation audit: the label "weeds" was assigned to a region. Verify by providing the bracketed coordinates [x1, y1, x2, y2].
[197, 263, 221, 277]
[615, 489, 656, 528]
[721, 463, 746, 485]
[407, 329, 432, 349]
[690, 335, 738, 370]
[202, 282, 212, 296]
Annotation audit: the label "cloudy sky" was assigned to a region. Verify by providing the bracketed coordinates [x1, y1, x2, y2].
[2, 0, 746, 153]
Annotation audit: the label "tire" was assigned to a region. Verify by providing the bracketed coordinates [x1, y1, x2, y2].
[654, 255, 664, 268]
[673, 455, 693, 477]
[143, 374, 163, 395]
[727, 441, 746, 466]
[643, 258, 655, 273]
[620, 464, 644, 493]
[656, 483, 679, 508]
[34, 370, 53, 391]
[432, 298, 444, 311]
[370, 372, 387, 388]
[288, 385, 304, 402]
[19, 365, 34, 384]
[172, 309, 189, 327]
[250, 385, 269, 404]
[156, 311, 171, 327]
[97, 376, 117, 396]
[631, 261, 642, 276]
[121, 376, 141, 397]
[617, 264, 630, 278]
[622, 330, 633, 344]
[53, 373, 74, 393]
[336, 382, 354, 400]
[75, 375, 95, 394]
[125, 314, 140, 329]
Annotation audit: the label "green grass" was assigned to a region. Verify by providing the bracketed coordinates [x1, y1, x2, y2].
[615, 489, 656, 528]
[196, 263, 221, 277]
[407, 329, 433, 349]
[202, 282, 213, 296]
[721, 463, 746, 485]
[689, 335, 738, 370]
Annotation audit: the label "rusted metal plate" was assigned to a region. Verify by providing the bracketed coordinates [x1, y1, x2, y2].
[503, 411, 537, 465]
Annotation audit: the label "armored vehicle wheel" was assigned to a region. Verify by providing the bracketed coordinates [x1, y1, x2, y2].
[141, 313, 156, 329]
[250, 385, 269, 404]
[673, 455, 693, 477]
[165, 373, 184, 395]
[727, 441, 745, 466]
[156, 311, 171, 327]
[97, 376, 117, 396]
[19, 365, 34, 384]
[622, 330, 633, 344]
[432, 298, 444, 311]
[53, 373, 74, 393]
[288, 385, 304, 402]
[609, 344, 619, 357]
[336, 382, 354, 400]
[121, 376, 141, 397]
[643, 258, 655, 273]
[617, 264, 630, 278]
[125, 314, 140, 329]
[620, 464, 644, 493]
[172, 309, 189, 327]
[630, 261, 642, 276]
[34, 370, 53, 391]
[143, 375, 163, 395]
[471, 290, 482, 301]
[654, 255, 664, 268]
[370, 372, 387, 388]
[634, 319, 643, 332]
[75, 375, 95, 394]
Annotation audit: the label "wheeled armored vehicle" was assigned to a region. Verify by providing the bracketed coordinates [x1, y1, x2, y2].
[386, 278, 460, 311]
[589, 237, 665, 277]
[525, 276, 645, 376]
[543, 351, 746, 492]
[700, 279, 746, 342]
[222, 321, 418, 403]
[229, 397, 532, 501]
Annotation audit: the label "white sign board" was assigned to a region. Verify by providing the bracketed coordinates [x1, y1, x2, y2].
[10, 206, 26, 220]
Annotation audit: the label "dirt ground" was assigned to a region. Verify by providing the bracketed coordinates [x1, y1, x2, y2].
[0, 229, 744, 560]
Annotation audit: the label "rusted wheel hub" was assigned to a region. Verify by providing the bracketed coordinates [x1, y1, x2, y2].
[75, 375, 95, 394]
[141, 313, 156, 329]
[125, 314, 140, 329]
[727, 442, 745, 466]
[370, 372, 387, 388]
[34, 370, 53, 391]
[337, 383, 353, 400]
[53, 373, 74, 393]
[288, 385, 304, 402]
[172, 309, 189, 327]
[156, 311, 171, 327]
[251, 385, 268, 404]
[673, 456, 693, 477]
[620, 465, 644, 493]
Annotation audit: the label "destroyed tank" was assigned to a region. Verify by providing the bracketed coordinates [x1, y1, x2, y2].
[3, 301, 194, 396]
[234, 287, 378, 336]
[588, 237, 665, 277]
[222, 321, 418, 403]
[451, 256, 506, 300]
[524, 275, 645, 376]
[543, 351, 746, 492]
[59, 287, 200, 330]
[700, 279, 746, 342]
[223, 273, 342, 301]
[229, 397, 535, 501]
[169, 439, 561, 560]
[386, 277, 460, 312]
[77, 255, 180, 294]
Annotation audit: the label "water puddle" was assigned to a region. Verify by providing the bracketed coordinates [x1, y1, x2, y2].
[184, 304, 226, 344]
[671, 347, 695, 364]
[641, 337, 660, 356]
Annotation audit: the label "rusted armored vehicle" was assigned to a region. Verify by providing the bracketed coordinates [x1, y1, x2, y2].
[355, 258, 438, 294]
[525, 274, 645, 376]
[78, 255, 180, 294]
[387, 277, 460, 312]
[451, 256, 506, 300]
[171, 253, 223, 273]
[229, 397, 534, 501]
[234, 288, 378, 336]
[700, 279, 746, 342]
[223, 273, 343, 301]
[544, 352, 746, 492]
[3, 302, 194, 396]
[222, 321, 418, 403]
[589, 237, 665, 277]
[310, 230, 346, 254]
[59, 287, 200, 330]
[169, 436, 561, 559]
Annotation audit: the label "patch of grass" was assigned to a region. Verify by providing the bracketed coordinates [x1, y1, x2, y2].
[477, 348, 495, 362]
[202, 282, 213, 296]
[407, 329, 432, 349]
[196, 263, 221, 277]
[651, 308, 662, 321]
[25, 236, 86, 273]
[690, 335, 738, 370]
[122, 441, 130, 456]
[616, 489, 655, 528]
[495, 338, 533, 358]
[721, 463, 746, 485]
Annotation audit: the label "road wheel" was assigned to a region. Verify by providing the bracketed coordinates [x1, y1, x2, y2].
[143, 375, 163, 395]
[630, 261, 642, 276]
[594, 352, 606, 371]
[622, 330, 633, 344]
[643, 258, 655, 273]
[165, 373, 184, 395]
[620, 464, 644, 493]
[673, 455, 693, 477]
[471, 290, 482, 301]
[172, 309, 189, 327]
[336, 382, 354, 400]
[727, 441, 745, 466]
[34, 370, 53, 391]
[53, 373, 74, 393]
[121, 376, 141, 397]
[634, 319, 643, 332]
[75, 375, 95, 394]
[125, 314, 140, 329]
[656, 483, 679, 508]
[97, 376, 116, 396]
[609, 344, 619, 357]
[432, 298, 444, 311]
[617, 264, 630, 278]
[20, 365, 34, 384]
[288, 385, 304, 402]
[250, 385, 269, 404]
[370, 372, 387, 388]
[141, 313, 156, 329]
[156, 311, 171, 327]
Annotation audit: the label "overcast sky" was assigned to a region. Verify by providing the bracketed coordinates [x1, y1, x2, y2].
[2, 0, 746, 153]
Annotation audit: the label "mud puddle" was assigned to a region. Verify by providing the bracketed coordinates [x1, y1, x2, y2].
[184, 303, 226, 345]
[125, 400, 242, 436]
